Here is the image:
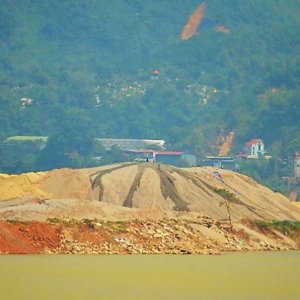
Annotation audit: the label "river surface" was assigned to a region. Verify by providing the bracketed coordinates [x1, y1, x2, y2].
[0, 252, 299, 300]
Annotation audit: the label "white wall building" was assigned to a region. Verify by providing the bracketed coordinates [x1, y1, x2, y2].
[294, 152, 300, 178]
[94, 138, 165, 151]
[245, 139, 265, 158]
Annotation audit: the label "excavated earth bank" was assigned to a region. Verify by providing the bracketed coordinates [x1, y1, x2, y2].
[1, 163, 300, 254]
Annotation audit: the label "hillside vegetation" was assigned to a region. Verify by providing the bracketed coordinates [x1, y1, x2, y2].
[0, 0, 299, 172]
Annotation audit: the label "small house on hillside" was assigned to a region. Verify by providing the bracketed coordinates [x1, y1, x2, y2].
[244, 139, 265, 158]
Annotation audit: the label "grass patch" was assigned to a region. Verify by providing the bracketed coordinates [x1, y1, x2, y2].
[47, 218, 78, 227]
[6, 220, 31, 225]
[105, 220, 128, 233]
[46, 218, 128, 232]
[254, 220, 300, 237]
[82, 219, 95, 229]
[213, 188, 239, 203]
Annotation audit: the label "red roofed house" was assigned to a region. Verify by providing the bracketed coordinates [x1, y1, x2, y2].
[153, 69, 161, 76]
[244, 139, 265, 158]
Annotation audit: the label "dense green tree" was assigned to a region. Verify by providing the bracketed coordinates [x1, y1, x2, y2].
[0, 140, 41, 173]
[0, 0, 299, 176]
[238, 158, 290, 194]
[38, 110, 95, 169]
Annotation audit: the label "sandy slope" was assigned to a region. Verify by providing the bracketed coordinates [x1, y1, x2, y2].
[0, 163, 299, 222]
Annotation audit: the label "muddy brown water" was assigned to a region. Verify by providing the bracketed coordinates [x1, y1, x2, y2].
[0, 252, 299, 300]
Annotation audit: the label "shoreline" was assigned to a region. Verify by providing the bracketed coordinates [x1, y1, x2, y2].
[1, 218, 299, 255]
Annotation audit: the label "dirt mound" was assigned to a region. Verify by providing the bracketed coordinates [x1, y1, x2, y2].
[0, 168, 96, 202]
[89, 163, 300, 221]
[1, 163, 300, 222]
[1, 163, 299, 255]
[39, 168, 92, 201]
[189, 167, 300, 220]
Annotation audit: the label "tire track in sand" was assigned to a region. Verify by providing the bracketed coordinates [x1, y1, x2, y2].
[90, 163, 137, 201]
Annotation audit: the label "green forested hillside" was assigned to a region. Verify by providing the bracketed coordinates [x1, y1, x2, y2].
[0, 0, 299, 172]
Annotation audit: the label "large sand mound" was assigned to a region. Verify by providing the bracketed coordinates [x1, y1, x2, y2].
[0, 172, 49, 200]
[1, 163, 300, 221]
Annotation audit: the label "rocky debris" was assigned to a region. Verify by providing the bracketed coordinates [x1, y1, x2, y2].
[1, 217, 299, 255]
[7, 217, 290, 255]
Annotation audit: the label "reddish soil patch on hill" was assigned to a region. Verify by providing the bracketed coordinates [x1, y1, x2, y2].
[181, 2, 207, 40]
[0, 221, 61, 254]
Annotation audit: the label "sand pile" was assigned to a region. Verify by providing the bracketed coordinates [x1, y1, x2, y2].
[88, 163, 300, 221]
[0, 174, 10, 179]
[0, 172, 49, 201]
[190, 167, 299, 220]
[0, 168, 93, 202]
[39, 168, 92, 201]
[1, 163, 300, 222]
